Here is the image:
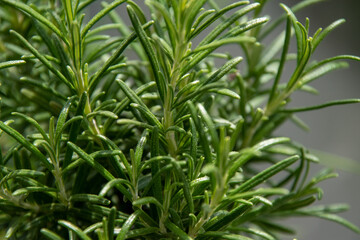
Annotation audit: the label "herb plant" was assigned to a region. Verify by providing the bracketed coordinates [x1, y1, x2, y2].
[0, 0, 359, 239]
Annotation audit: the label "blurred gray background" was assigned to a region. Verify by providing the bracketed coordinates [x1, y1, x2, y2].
[94, 0, 360, 238]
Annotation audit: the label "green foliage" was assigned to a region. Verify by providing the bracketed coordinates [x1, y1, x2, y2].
[0, 0, 359, 239]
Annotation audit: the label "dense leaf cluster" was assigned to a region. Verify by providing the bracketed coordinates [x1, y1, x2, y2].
[0, 0, 359, 239]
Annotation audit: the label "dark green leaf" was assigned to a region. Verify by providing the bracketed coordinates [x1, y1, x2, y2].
[165, 221, 193, 240]
[146, 0, 177, 50]
[67, 142, 132, 200]
[63, 93, 87, 168]
[231, 155, 299, 194]
[268, 16, 292, 103]
[312, 19, 346, 51]
[12, 112, 50, 143]
[190, 1, 250, 39]
[81, 0, 127, 38]
[10, 30, 73, 90]
[171, 159, 195, 214]
[281, 99, 360, 113]
[106, 207, 116, 240]
[41, 228, 65, 240]
[130, 103, 162, 129]
[228, 137, 290, 180]
[197, 103, 219, 149]
[205, 198, 258, 231]
[133, 197, 164, 211]
[99, 179, 134, 197]
[135, 130, 148, 170]
[199, 57, 242, 87]
[199, 231, 254, 240]
[55, 97, 74, 145]
[127, 5, 165, 102]
[192, 9, 216, 31]
[300, 61, 349, 85]
[116, 210, 141, 240]
[89, 21, 153, 92]
[225, 17, 268, 38]
[199, 3, 260, 47]
[184, 0, 207, 35]
[0, 121, 52, 170]
[187, 101, 212, 163]
[290, 210, 360, 233]
[260, 0, 324, 40]
[192, 37, 255, 54]
[232, 227, 276, 240]
[58, 220, 92, 240]
[126, 227, 159, 238]
[2, 0, 68, 44]
[230, 118, 244, 151]
[69, 194, 111, 205]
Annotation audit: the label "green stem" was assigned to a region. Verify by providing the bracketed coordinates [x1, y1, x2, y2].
[159, 173, 172, 233]
[70, 19, 101, 138]
[242, 90, 288, 148]
[163, 19, 188, 158]
[84, 95, 101, 136]
[241, 122, 259, 149]
[53, 163, 69, 205]
[1, 190, 40, 212]
[189, 182, 226, 238]
[164, 95, 177, 158]
[52, 135, 69, 206]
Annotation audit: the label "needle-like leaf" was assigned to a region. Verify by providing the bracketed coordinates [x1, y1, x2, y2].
[0, 122, 52, 170]
[1, 0, 68, 45]
[127, 5, 165, 102]
[10, 30, 73, 90]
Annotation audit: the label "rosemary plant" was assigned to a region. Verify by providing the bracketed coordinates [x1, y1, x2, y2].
[0, 0, 359, 239]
